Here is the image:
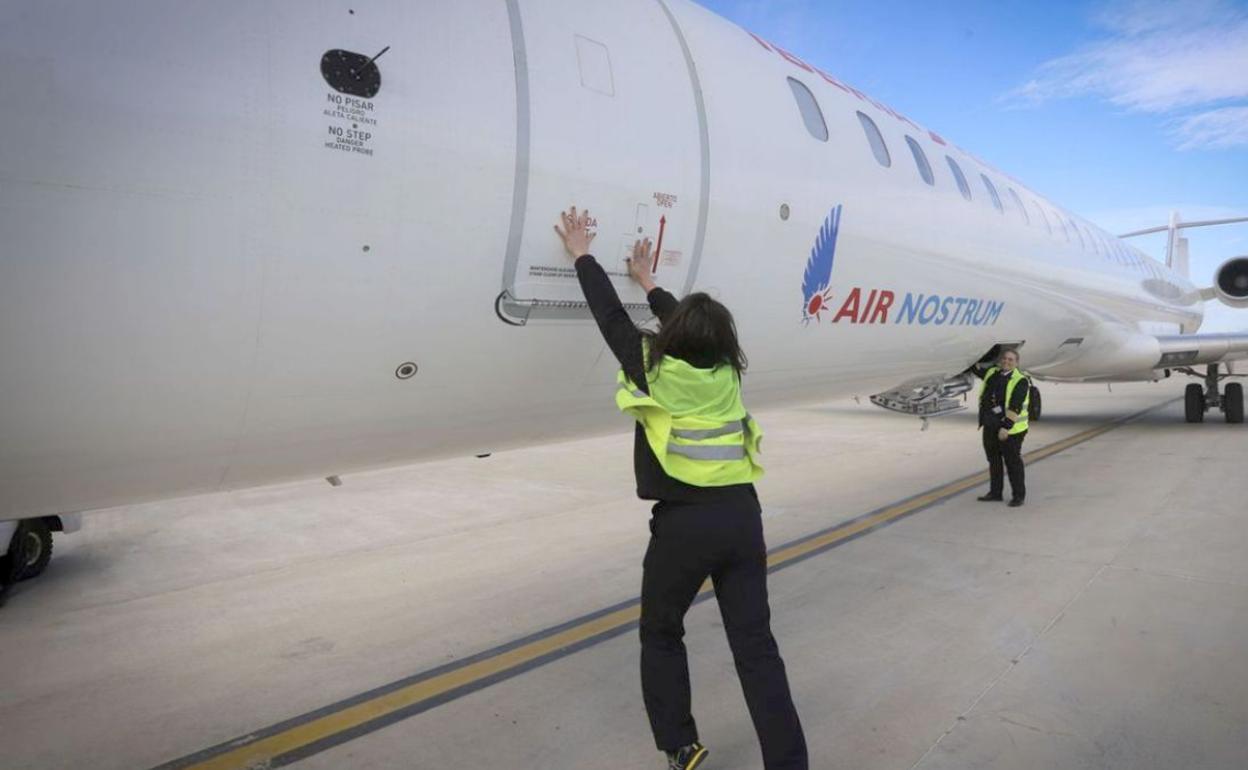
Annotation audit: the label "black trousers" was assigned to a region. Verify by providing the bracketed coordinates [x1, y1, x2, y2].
[982, 427, 1026, 500]
[639, 495, 807, 770]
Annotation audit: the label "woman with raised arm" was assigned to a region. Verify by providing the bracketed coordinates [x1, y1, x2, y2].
[555, 206, 808, 770]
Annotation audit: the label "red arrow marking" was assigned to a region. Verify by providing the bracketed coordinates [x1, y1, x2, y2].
[652, 215, 666, 274]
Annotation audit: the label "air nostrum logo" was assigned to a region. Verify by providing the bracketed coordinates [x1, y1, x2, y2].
[800, 205, 1005, 327]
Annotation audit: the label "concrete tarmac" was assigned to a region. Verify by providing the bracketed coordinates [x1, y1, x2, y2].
[1, 381, 1246, 769]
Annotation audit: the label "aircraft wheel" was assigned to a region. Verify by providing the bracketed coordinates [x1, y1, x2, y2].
[1185, 383, 1205, 423]
[15, 520, 53, 581]
[1225, 382, 1244, 424]
[1029, 387, 1041, 422]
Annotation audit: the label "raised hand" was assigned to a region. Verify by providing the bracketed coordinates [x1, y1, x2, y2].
[627, 237, 657, 291]
[554, 206, 596, 260]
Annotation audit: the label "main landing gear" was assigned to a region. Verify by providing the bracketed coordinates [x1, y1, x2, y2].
[1184, 364, 1244, 424]
[1, 519, 53, 583]
[1, 515, 77, 604]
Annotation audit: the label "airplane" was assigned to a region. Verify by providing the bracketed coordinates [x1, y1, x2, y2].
[2, 0, 1247, 584]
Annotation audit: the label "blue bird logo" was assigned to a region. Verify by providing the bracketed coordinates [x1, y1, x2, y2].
[801, 205, 842, 323]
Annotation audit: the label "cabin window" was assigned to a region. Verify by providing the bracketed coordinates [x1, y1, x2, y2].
[980, 175, 1003, 213]
[787, 77, 828, 142]
[1086, 227, 1102, 255]
[946, 156, 972, 200]
[1052, 211, 1069, 241]
[1007, 188, 1030, 224]
[904, 136, 934, 185]
[1032, 201, 1051, 234]
[857, 111, 891, 167]
[1067, 218, 1086, 250]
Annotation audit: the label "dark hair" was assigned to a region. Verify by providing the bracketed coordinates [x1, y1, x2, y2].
[643, 292, 748, 374]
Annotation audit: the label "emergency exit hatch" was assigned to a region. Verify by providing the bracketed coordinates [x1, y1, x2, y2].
[498, 0, 706, 323]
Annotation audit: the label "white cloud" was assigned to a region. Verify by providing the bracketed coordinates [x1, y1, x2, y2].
[1009, 0, 1248, 149]
[1175, 106, 1248, 149]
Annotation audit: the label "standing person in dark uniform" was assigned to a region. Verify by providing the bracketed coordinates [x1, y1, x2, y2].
[976, 349, 1031, 507]
[554, 207, 808, 770]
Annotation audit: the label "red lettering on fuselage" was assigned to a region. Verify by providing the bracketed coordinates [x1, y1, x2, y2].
[812, 65, 851, 95]
[833, 288, 861, 323]
[861, 289, 878, 321]
[747, 31, 773, 52]
[775, 46, 816, 73]
[869, 290, 894, 323]
[874, 101, 921, 132]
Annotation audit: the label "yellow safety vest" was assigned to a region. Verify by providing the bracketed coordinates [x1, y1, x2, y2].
[979, 366, 1030, 435]
[615, 348, 763, 487]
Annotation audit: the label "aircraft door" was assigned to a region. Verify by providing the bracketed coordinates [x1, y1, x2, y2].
[498, 0, 707, 323]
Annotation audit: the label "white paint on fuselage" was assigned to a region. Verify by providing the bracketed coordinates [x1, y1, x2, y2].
[0, 0, 1207, 520]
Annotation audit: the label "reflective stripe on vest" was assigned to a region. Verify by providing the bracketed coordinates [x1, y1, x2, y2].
[667, 442, 747, 460]
[671, 420, 745, 440]
[615, 347, 763, 487]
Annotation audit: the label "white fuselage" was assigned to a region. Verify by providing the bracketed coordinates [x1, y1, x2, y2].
[0, 0, 1203, 519]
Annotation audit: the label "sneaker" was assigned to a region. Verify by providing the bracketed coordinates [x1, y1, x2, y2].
[977, 494, 1003, 502]
[667, 742, 708, 770]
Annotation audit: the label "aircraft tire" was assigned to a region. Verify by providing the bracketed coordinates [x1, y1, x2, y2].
[16, 520, 53, 581]
[1185, 383, 1205, 423]
[1029, 386, 1041, 422]
[1225, 383, 1244, 424]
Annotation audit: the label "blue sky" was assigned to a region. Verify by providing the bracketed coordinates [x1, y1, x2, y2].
[695, 0, 1248, 330]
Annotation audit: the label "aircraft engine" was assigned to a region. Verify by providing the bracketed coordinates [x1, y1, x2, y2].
[1214, 256, 1248, 308]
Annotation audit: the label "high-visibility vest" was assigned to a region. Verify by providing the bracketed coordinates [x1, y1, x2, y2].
[615, 348, 763, 487]
[979, 366, 1030, 435]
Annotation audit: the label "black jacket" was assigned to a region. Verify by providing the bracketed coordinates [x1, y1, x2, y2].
[575, 254, 756, 503]
[978, 368, 1030, 429]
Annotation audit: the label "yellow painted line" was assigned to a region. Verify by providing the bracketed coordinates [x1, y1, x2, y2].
[765, 474, 987, 567]
[764, 416, 1127, 569]
[181, 605, 643, 770]
[169, 400, 1172, 770]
